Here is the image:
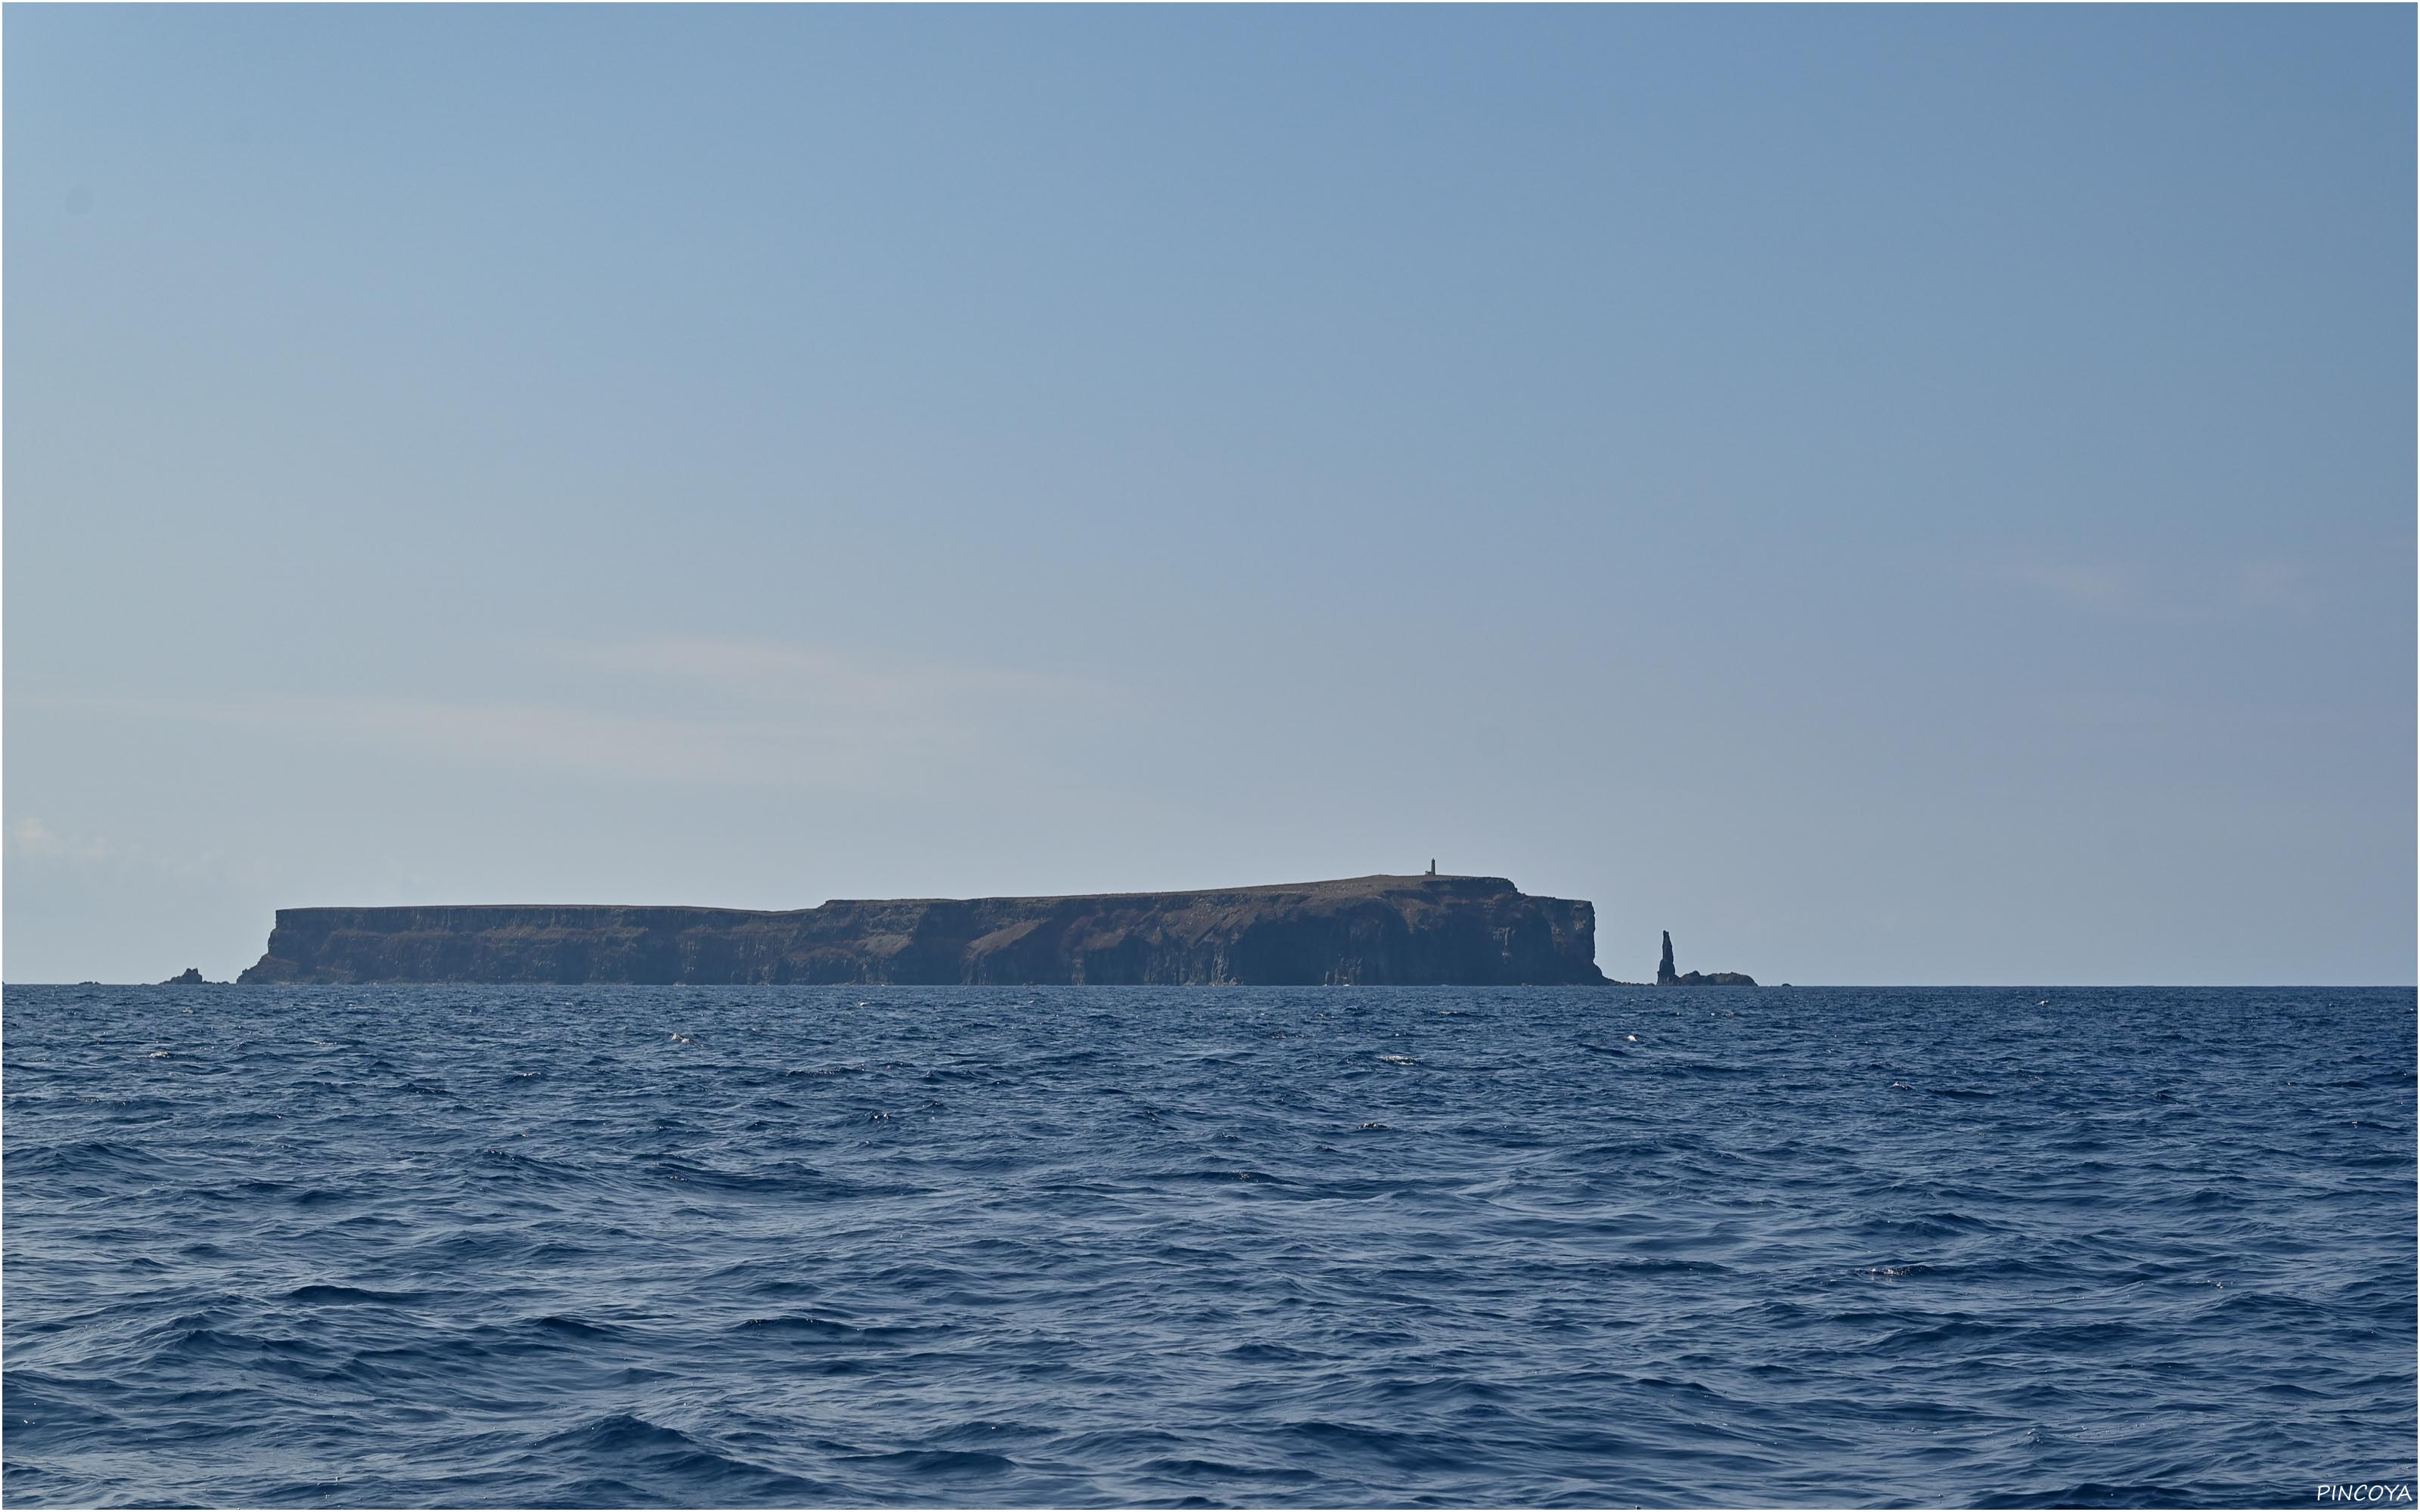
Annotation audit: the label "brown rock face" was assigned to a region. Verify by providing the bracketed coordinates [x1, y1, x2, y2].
[236, 875, 1610, 987]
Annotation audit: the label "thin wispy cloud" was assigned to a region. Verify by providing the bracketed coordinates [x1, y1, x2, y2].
[6, 817, 115, 864]
[1997, 559, 2329, 618]
[30, 640, 1121, 791]
[2235, 559, 2319, 612]
[571, 635, 1115, 708]
[4, 816, 234, 885]
[1998, 563, 2135, 611]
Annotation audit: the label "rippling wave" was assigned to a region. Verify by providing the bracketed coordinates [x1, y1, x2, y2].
[5, 984, 2412, 1506]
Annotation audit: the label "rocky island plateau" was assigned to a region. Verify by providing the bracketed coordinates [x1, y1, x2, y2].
[237, 874, 1616, 987]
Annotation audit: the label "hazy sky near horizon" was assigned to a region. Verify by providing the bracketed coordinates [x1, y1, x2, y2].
[6, 5, 2412, 984]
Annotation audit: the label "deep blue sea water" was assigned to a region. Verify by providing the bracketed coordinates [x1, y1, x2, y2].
[4, 984, 2412, 1508]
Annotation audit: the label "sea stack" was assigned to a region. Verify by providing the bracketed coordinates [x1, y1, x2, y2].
[1655, 931, 1757, 987]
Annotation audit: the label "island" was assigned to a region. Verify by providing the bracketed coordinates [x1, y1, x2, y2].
[236, 874, 1612, 987]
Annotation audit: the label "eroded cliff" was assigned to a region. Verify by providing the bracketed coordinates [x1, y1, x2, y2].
[237, 875, 1609, 987]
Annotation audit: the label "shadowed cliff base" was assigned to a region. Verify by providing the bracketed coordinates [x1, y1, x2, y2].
[237, 875, 1609, 987]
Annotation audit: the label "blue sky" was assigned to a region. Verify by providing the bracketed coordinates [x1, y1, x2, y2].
[6, 5, 2411, 984]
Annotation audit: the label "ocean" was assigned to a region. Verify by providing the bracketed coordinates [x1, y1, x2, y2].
[4, 984, 2412, 1507]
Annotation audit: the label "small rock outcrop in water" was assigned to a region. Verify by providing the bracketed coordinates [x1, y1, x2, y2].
[162, 968, 208, 985]
[236, 875, 1611, 987]
[1655, 931, 1756, 987]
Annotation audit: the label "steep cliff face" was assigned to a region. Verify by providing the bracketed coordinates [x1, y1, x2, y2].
[237, 875, 1609, 987]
